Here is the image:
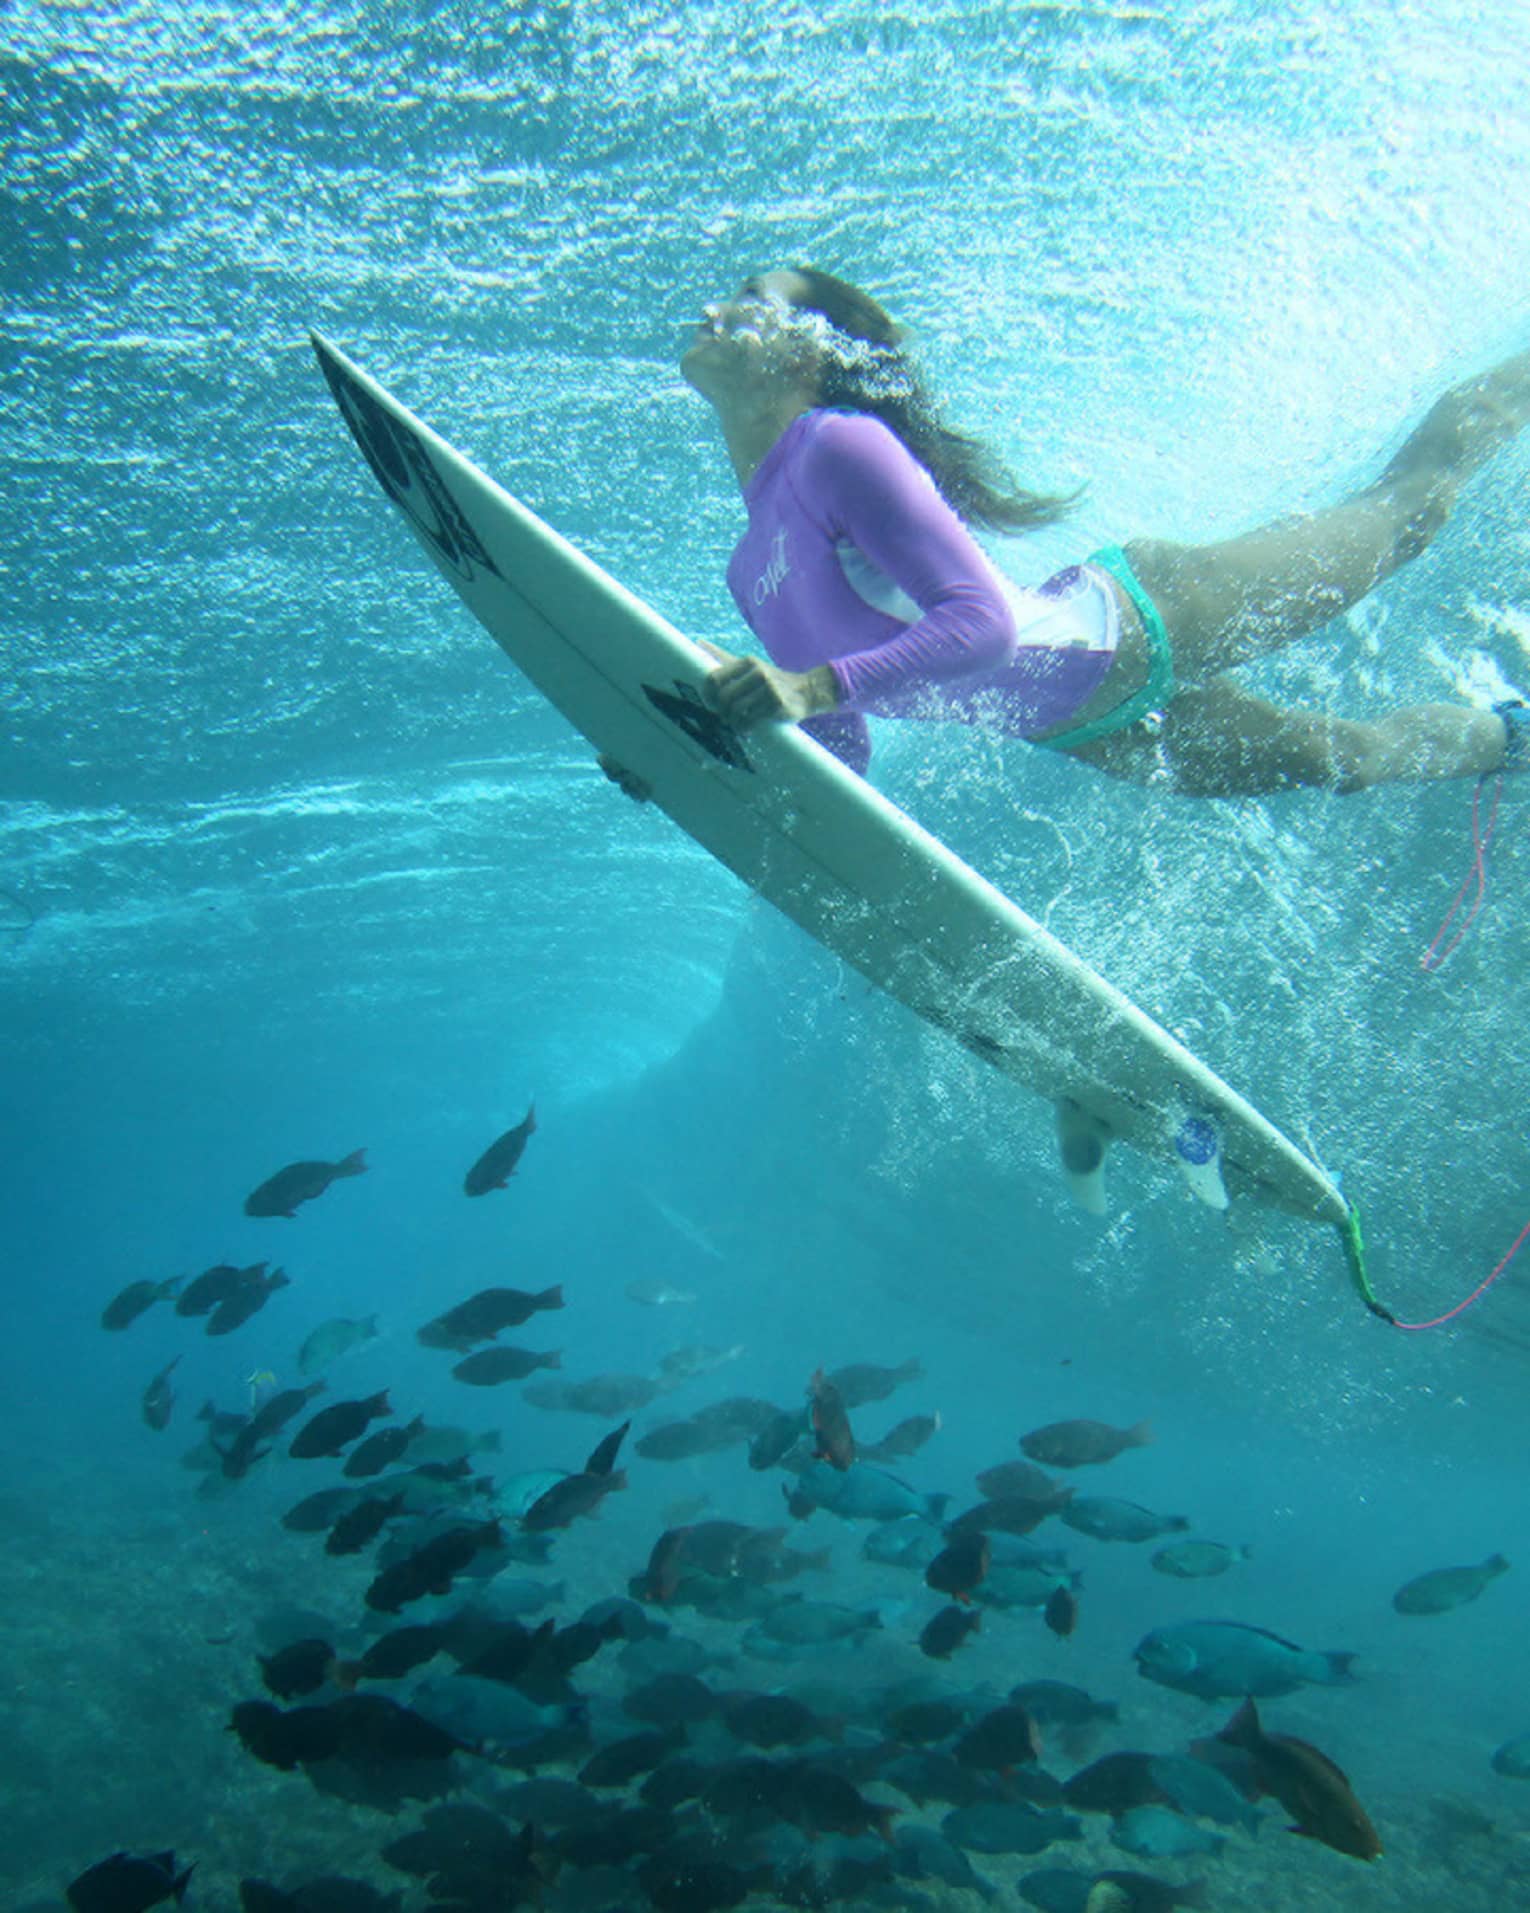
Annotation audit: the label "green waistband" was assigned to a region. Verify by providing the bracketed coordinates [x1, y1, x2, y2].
[1036, 543, 1177, 753]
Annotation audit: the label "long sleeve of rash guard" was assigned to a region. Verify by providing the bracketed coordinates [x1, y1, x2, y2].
[794, 412, 1017, 713]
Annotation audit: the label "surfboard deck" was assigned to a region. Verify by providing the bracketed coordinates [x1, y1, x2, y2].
[311, 332, 1348, 1228]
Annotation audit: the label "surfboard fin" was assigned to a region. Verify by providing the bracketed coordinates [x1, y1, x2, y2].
[1056, 1101, 1111, 1216]
[1172, 1112, 1229, 1210]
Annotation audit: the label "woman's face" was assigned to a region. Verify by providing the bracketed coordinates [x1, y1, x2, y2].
[680, 269, 822, 402]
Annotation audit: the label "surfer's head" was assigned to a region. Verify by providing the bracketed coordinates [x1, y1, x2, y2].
[684, 266, 1079, 535]
[680, 269, 829, 404]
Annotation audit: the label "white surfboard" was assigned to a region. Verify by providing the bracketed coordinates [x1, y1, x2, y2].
[312, 333, 1349, 1229]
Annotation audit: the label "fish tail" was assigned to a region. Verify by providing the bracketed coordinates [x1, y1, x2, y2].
[542, 1350, 563, 1369]
[1322, 1651, 1359, 1684]
[173, 1863, 197, 1904]
[536, 1284, 564, 1310]
[1129, 1420, 1153, 1446]
[1487, 1552, 1511, 1575]
[524, 1102, 536, 1128]
[337, 1148, 368, 1177]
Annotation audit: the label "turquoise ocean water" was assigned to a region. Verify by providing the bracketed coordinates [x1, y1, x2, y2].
[6, 3, 1530, 1907]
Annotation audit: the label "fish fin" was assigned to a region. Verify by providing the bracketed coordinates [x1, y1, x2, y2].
[337, 1148, 368, 1176]
[1217, 1697, 1262, 1748]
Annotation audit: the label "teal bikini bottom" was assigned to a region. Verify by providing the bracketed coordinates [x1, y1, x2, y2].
[1036, 543, 1177, 752]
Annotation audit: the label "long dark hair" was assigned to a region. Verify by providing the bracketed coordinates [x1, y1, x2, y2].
[784, 266, 1079, 534]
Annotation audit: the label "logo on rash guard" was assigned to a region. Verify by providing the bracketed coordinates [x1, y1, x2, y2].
[752, 529, 790, 605]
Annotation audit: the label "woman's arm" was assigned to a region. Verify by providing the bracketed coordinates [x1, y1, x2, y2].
[706, 414, 1017, 731]
[807, 412, 1017, 711]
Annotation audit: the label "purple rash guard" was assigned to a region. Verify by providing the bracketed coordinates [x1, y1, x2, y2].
[725, 408, 1115, 773]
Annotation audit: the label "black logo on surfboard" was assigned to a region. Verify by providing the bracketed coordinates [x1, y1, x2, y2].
[641, 680, 753, 773]
[316, 346, 500, 584]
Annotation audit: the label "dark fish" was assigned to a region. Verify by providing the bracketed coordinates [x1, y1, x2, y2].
[248, 1380, 326, 1440]
[101, 1278, 181, 1331]
[579, 1727, 686, 1788]
[210, 1419, 271, 1482]
[258, 1637, 336, 1700]
[1019, 1417, 1151, 1468]
[685, 1396, 783, 1441]
[1061, 1750, 1167, 1814]
[720, 1692, 833, 1748]
[641, 1756, 711, 1810]
[521, 1468, 627, 1532]
[343, 1416, 425, 1478]
[282, 1486, 363, 1533]
[1010, 1680, 1119, 1726]
[584, 1420, 632, 1477]
[825, 1358, 923, 1407]
[455, 1616, 555, 1685]
[523, 1372, 659, 1417]
[809, 1367, 855, 1471]
[941, 1800, 1082, 1855]
[230, 1698, 344, 1771]
[623, 1674, 720, 1728]
[175, 1262, 245, 1317]
[637, 1419, 729, 1462]
[1217, 1696, 1382, 1860]
[861, 1410, 942, 1461]
[451, 1345, 561, 1385]
[1059, 1496, 1188, 1543]
[464, 1104, 536, 1197]
[244, 1149, 367, 1218]
[638, 1853, 764, 1913]
[326, 1690, 473, 1764]
[1089, 1874, 1212, 1913]
[67, 1850, 195, 1913]
[364, 1520, 503, 1612]
[141, 1355, 182, 1433]
[975, 1458, 1067, 1501]
[887, 1698, 968, 1744]
[640, 1527, 695, 1604]
[949, 1490, 1070, 1537]
[206, 1263, 291, 1336]
[417, 1282, 564, 1352]
[748, 1407, 810, 1471]
[920, 1604, 982, 1660]
[339, 1623, 447, 1683]
[326, 1493, 406, 1556]
[926, 1531, 990, 1604]
[778, 1760, 897, 1841]
[1045, 1584, 1079, 1638]
[289, 1390, 392, 1459]
[955, 1702, 1043, 1771]
[1391, 1552, 1509, 1615]
[382, 1807, 551, 1901]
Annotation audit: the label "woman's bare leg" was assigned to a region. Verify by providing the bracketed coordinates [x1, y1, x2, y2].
[1074, 678, 1509, 796]
[1122, 348, 1530, 681]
